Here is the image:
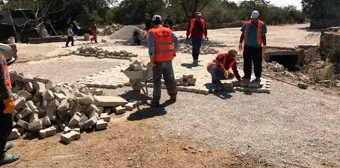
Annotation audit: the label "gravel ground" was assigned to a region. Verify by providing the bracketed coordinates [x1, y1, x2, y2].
[108, 81, 340, 168]
[10, 56, 127, 84]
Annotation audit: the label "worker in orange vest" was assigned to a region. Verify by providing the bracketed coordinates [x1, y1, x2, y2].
[147, 15, 180, 107]
[90, 19, 98, 43]
[186, 12, 208, 65]
[207, 50, 242, 86]
[238, 10, 267, 82]
[0, 56, 20, 166]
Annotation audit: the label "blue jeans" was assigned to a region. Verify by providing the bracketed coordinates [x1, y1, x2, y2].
[191, 37, 202, 61]
[207, 64, 234, 83]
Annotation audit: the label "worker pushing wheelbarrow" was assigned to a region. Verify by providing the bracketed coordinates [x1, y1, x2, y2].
[122, 61, 153, 95]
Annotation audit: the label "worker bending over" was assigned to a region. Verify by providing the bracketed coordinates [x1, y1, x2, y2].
[239, 10, 267, 82]
[207, 49, 242, 86]
[0, 55, 20, 166]
[186, 12, 208, 65]
[147, 15, 180, 107]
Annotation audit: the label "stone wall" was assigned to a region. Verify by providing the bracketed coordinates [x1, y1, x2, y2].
[320, 27, 340, 60]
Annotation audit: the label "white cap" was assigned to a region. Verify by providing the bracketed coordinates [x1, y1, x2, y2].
[152, 15, 162, 21]
[251, 10, 260, 19]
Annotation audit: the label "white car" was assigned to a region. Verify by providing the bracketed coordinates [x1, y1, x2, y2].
[0, 43, 17, 66]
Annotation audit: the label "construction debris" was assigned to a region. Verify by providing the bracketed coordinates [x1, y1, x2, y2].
[9, 72, 135, 144]
[265, 61, 286, 72]
[175, 75, 196, 86]
[179, 44, 219, 55]
[75, 46, 138, 60]
[101, 24, 124, 36]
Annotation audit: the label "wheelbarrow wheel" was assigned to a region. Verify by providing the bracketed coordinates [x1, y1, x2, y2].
[141, 80, 148, 95]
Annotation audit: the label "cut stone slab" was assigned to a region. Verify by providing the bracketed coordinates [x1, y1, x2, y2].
[17, 119, 29, 130]
[8, 128, 21, 140]
[95, 119, 108, 131]
[78, 115, 89, 128]
[124, 102, 135, 111]
[60, 131, 81, 144]
[17, 107, 32, 119]
[100, 113, 111, 122]
[115, 106, 126, 115]
[41, 116, 52, 128]
[39, 126, 57, 139]
[14, 97, 26, 110]
[83, 116, 99, 130]
[94, 96, 127, 107]
[28, 120, 43, 131]
[68, 112, 82, 127]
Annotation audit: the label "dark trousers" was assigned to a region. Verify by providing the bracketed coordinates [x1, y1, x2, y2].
[243, 46, 263, 78]
[66, 36, 74, 47]
[191, 37, 202, 61]
[207, 64, 234, 83]
[0, 101, 13, 158]
[152, 61, 177, 102]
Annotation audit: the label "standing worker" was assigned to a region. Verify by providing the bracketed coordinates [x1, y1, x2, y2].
[144, 13, 152, 41]
[147, 15, 180, 107]
[238, 10, 267, 82]
[90, 19, 98, 43]
[66, 24, 74, 47]
[186, 12, 208, 65]
[0, 55, 20, 166]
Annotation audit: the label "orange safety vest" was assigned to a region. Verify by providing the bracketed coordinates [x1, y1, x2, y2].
[2, 56, 12, 91]
[243, 20, 264, 46]
[188, 18, 206, 38]
[207, 53, 236, 71]
[150, 26, 175, 62]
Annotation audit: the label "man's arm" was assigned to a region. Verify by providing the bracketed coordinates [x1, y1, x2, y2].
[232, 63, 241, 81]
[262, 24, 267, 45]
[0, 59, 12, 100]
[239, 25, 246, 43]
[147, 31, 155, 61]
[172, 32, 180, 52]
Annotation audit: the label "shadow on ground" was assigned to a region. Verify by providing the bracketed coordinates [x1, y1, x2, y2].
[127, 100, 176, 121]
[298, 27, 321, 32]
[181, 63, 203, 69]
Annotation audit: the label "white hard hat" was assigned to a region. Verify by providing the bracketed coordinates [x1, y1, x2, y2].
[152, 15, 162, 21]
[251, 10, 260, 19]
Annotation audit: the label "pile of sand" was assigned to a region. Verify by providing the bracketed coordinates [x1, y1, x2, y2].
[110, 25, 145, 40]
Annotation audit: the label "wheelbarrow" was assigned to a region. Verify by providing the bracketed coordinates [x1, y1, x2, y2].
[122, 65, 153, 95]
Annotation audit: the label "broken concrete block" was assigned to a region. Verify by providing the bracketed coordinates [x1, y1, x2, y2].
[8, 128, 21, 140]
[34, 82, 46, 95]
[17, 119, 29, 130]
[100, 113, 111, 122]
[57, 99, 70, 112]
[17, 90, 32, 101]
[95, 119, 108, 131]
[54, 92, 66, 101]
[43, 90, 54, 101]
[124, 102, 135, 111]
[78, 96, 94, 106]
[25, 82, 34, 93]
[28, 120, 43, 131]
[14, 97, 26, 110]
[68, 112, 82, 127]
[26, 101, 39, 113]
[60, 131, 81, 144]
[115, 106, 126, 115]
[83, 116, 99, 130]
[17, 107, 32, 119]
[39, 126, 57, 139]
[78, 115, 89, 128]
[94, 96, 127, 107]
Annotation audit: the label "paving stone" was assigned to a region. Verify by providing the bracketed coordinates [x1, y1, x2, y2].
[124, 102, 135, 111]
[16, 90, 32, 101]
[41, 116, 51, 128]
[32, 94, 43, 103]
[28, 120, 43, 131]
[115, 106, 126, 115]
[17, 107, 32, 119]
[54, 92, 66, 101]
[72, 127, 81, 133]
[16, 127, 25, 135]
[68, 112, 82, 127]
[39, 126, 57, 139]
[57, 99, 70, 112]
[95, 119, 108, 131]
[46, 106, 57, 121]
[8, 128, 21, 140]
[63, 126, 72, 134]
[17, 119, 29, 130]
[26, 101, 39, 113]
[60, 131, 81, 144]
[14, 97, 26, 110]
[78, 96, 94, 106]
[34, 82, 46, 95]
[83, 116, 99, 130]
[48, 99, 60, 109]
[100, 113, 111, 122]
[25, 82, 34, 93]
[29, 112, 39, 123]
[94, 96, 127, 107]
[78, 115, 89, 128]
[43, 90, 55, 101]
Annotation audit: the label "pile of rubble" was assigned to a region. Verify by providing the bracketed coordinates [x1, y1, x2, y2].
[264, 61, 286, 72]
[179, 44, 219, 55]
[8, 72, 139, 144]
[175, 75, 196, 86]
[101, 24, 124, 36]
[75, 46, 138, 60]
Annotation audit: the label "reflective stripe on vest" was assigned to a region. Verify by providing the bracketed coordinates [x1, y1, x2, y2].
[189, 18, 206, 38]
[207, 53, 236, 70]
[150, 26, 175, 62]
[243, 20, 264, 46]
[2, 56, 12, 91]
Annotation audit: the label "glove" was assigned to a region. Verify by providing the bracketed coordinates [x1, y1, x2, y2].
[238, 43, 243, 52]
[149, 60, 155, 67]
[262, 45, 267, 53]
[3, 98, 15, 114]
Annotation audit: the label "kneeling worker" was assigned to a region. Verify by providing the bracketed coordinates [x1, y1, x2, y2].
[147, 15, 180, 107]
[207, 49, 242, 86]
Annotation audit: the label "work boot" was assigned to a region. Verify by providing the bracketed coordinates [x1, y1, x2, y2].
[146, 100, 160, 107]
[212, 80, 222, 87]
[193, 60, 198, 65]
[4, 142, 14, 153]
[0, 153, 20, 166]
[255, 77, 261, 82]
[169, 96, 176, 102]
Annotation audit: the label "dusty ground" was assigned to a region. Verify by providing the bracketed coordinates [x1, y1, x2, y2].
[5, 24, 339, 168]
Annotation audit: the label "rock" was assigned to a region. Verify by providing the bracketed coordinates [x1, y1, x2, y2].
[94, 96, 127, 107]
[78, 96, 94, 106]
[298, 83, 308, 89]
